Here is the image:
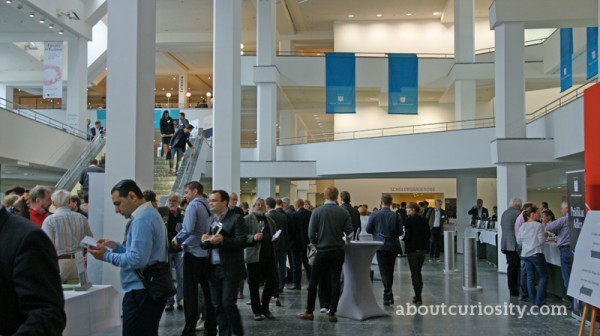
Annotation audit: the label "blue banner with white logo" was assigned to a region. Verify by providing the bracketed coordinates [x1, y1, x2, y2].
[587, 27, 598, 80]
[388, 54, 418, 114]
[325, 52, 355, 113]
[560, 28, 573, 92]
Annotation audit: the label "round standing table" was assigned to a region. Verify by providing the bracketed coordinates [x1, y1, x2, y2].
[337, 241, 390, 321]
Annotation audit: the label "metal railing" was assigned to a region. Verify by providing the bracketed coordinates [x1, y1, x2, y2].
[526, 77, 597, 123]
[276, 117, 495, 146]
[160, 136, 205, 206]
[0, 98, 88, 139]
[54, 135, 106, 191]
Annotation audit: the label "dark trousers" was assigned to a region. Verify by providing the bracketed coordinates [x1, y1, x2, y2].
[182, 253, 216, 336]
[292, 245, 311, 289]
[559, 246, 574, 306]
[503, 250, 521, 296]
[209, 265, 244, 336]
[429, 228, 442, 259]
[274, 250, 288, 294]
[247, 259, 276, 315]
[318, 271, 331, 309]
[376, 250, 397, 302]
[122, 289, 166, 336]
[407, 251, 426, 299]
[306, 249, 344, 315]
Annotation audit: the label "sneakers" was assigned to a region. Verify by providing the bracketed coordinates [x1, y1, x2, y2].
[436, 259, 442, 263]
[428, 259, 433, 263]
[195, 321, 205, 331]
[164, 304, 174, 312]
[263, 311, 275, 320]
[246, 300, 252, 305]
[298, 313, 314, 320]
[319, 308, 330, 314]
[253, 314, 264, 321]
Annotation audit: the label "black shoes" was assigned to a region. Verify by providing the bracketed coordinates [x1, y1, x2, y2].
[165, 304, 174, 312]
[412, 296, 422, 305]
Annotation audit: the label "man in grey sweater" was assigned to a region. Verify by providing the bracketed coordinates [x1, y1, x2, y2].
[298, 186, 353, 323]
[500, 197, 523, 297]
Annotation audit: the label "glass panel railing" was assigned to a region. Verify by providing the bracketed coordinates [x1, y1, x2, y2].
[0, 98, 87, 139]
[54, 135, 106, 191]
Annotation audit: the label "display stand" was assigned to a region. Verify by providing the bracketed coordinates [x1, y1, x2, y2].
[578, 304, 599, 336]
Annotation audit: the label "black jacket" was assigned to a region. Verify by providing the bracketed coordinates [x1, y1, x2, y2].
[160, 117, 174, 135]
[169, 128, 193, 150]
[403, 214, 430, 253]
[341, 203, 361, 236]
[292, 208, 311, 248]
[0, 206, 66, 335]
[204, 210, 248, 281]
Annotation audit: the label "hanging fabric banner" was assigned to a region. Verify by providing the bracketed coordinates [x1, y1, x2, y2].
[587, 27, 598, 80]
[388, 53, 418, 114]
[43, 41, 64, 98]
[325, 52, 355, 113]
[560, 28, 573, 92]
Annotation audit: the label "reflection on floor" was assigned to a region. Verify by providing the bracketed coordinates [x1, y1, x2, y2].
[93, 256, 579, 336]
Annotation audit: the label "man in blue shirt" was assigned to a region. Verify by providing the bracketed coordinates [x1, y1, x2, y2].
[172, 181, 217, 336]
[88, 179, 168, 336]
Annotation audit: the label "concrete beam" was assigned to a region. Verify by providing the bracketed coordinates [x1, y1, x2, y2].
[490, 0, 597, 29]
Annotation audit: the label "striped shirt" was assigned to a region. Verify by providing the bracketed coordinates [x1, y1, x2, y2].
[42, 207, 93, 256]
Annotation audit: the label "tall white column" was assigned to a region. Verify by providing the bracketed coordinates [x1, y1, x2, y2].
[255, 0, 277, 197]
[454, 0, 477, 123]
[178, 73, 187, 108]
[67, 37, 88, 132]
[456, 175, 477, 253]
[0, 84, 14, 108]
[494, 22, 527, 273]
[103, 0, 156, 289]
[213, 0, 241, 193]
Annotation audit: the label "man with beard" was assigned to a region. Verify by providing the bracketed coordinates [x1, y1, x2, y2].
[28, 186, 52, 227]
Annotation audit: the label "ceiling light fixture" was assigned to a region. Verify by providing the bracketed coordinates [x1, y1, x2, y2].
[433, 12, 440, 16]
[406, 13, 412, 16]
[376, 13, 382, 17]
[348, 14, 354, 18]
[48, 23, 54, 29]
[39, 17, 45, 23]
[29, 11, 34, 17]
[5, 0, 13, 4]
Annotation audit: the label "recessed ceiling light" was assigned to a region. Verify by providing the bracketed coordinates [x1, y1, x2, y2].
[39, 17, 45, 23]
[376, 13, 382, 17]
[29, 11, 35, 17]
[433, 12, 440, 16]
[406, 13, 412, 16]
[48, 23, 54, 29]
[173, 77, 176, 80]
[5, 0, 13, 3]
[348, 14, 354, 18]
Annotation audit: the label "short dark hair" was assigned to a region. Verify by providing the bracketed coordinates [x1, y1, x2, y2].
[400, 201, 407, 207]
[381, 194, 393, 206]
[340, 191, 351, 203]
[210, 190, 230, 204]
[29, 186, 51, 202]
[275, 198, 283, 206]
[90, 159, 98, 165]
[179, 112, 186, 117]
[184, 181, 204, 194]
[95, 120, 101, 125]
[4, 185, 25, 196]
[111, 179, 144, 199]
[407, 202, 420, 213]
[143, 190, 157, 203]
[265, 197, 276, 209]
[241, 201, 249, 210]
[541, 201, 549, 208]
[69, 195, 82, 207]
[185, 125, 194, 130]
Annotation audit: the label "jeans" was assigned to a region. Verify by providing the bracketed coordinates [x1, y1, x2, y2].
[169, 147, 183, 171]
[209, 265, 244, 336]
[407, 250, 426, 299]
[306, 249, 344, 315]
[559, 246, 573, 305]
[182, 253, 216, 336]
[376, 250, 397, 302]
[429, 227, 442, 259]
[122, 289, 165, 336]
[247, 259, 276, 315]
[520, 259, 528, 298]
[523, 253, 549, 306]
[274, 250, 288, 294]
[503, 250, 521, 296]
[167, 251, 184, 306]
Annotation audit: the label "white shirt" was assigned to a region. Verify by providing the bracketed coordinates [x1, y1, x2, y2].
[516, 220, 546, 257]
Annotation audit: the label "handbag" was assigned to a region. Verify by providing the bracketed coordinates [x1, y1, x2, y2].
[307, 244, 317, 266]
[135, 262, 176, 301]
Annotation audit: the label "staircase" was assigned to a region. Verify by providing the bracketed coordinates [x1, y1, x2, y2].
[153, 156, 177, 199]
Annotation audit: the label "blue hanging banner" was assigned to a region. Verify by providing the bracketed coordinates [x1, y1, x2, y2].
[325, 52, 355, 113]
[587, 27, 598, 80]
[388, 54, 418, 114]
[560, 28, 573, 92]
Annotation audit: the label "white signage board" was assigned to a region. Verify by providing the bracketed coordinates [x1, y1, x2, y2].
[567, 210, 600, 307]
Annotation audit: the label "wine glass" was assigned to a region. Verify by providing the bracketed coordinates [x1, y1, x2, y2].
[258, 220, 265, 233]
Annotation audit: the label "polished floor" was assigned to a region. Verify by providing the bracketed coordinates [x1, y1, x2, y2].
[93, 255, 580, 336]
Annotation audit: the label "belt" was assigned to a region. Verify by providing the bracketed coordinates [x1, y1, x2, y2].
[58, 253, 76, 259]
[558, 245, 570, 249]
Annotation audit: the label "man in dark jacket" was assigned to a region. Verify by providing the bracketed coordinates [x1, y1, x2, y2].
[340, 191, 361, 240]
[266, 197, 289, 299]
[290, 198, 312, 289]
[202, 190, 248, 336]
[169, 124, 194, 174]
[403, 202, 431, 305]
[0, 205, 66, 335]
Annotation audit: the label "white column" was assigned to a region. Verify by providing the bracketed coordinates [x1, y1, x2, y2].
[0, 84, 14, 108]
[103, 0, 156, 289]
[278, 179, 291, 198]
[178, 74, 187, 108]
[494, 23, 525, 139]
[494, 22, 527, 273]
[256, 0, 277, 196]
[454, 0, 476, 123]
[213, 0, 241, 193]
[456, 175, 477, 253]
[67, 37, 88, 131]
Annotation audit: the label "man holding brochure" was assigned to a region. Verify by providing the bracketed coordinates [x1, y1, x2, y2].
[88, 179, 168, 336]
